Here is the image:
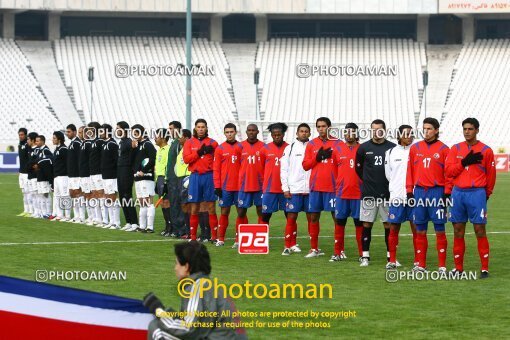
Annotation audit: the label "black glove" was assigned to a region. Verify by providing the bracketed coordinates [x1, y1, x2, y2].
[442, 193, 451, 207]
[197, 144, 207, 156]
[316, 147, 325, 162]
[323, 147, 333, 160]
[204, 145, 214, 155]
[162, 182, 168, 196]
[406, 192, 414, 200]
[143, 292, 164, 314]
[215, 188, 223, 198]
[461, 150, 483, 167]
[486, 196, 490, 202]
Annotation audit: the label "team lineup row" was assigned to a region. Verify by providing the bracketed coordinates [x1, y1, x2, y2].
[16, 116, 495, 277]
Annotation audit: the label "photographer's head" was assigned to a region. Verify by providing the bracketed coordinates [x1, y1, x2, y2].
[174, 241, 211, 280]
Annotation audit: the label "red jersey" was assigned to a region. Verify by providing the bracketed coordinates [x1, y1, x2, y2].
[335, 143, 362, 199]
[183, 136, 218, 174]
[259, 141, 289, 194]
[406, 140, 452, 194]
[302, 137, 339, 193]
[445, 141, 496, 197]
[238, 140, 265, 192]
[213, 141, 242, 191]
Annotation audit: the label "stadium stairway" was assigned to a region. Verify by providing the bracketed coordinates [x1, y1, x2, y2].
[17, 41, 83, 128]
[418, 44, 462, 124]
[221, 43, 258, 121]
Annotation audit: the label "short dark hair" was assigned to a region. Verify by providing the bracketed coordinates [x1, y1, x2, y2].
[462, 117, 480, 129]
[397, 124, 413, 144]
[131, 124, 145, 135]
[36, 135, 46, 143]
[195, 119, 207, 127]
[169, 121, 182, 130]
[224, 123, 237, 131]
[371, 119, 386, 130]
[88, 121, 101, 130]
[28, 132, 38, 141]
[18, 128, 27, 135]
[423, 117, 440, 130]
[101, 124, 113, 136]
[267, 122, 288, 133]
[181, 129, 192, 139]
[66, 124, 77, 132]
[297, 123, 311, 132]
[116, 121, 129, 130]
[174, 241, 211, 275]
[316, 117, 332, 127]
[156, 128, 170, 142]
[53, 131, 65, 144]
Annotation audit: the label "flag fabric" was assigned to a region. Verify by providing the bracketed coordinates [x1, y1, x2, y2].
[0, 275, 153, 339]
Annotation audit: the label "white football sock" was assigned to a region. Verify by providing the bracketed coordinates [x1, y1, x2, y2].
[79, 197, 86, 221]
[147, 204, 155, 230]
[139, 206, 148, 229]
[45, 194, 52, 215]
[23, 193, 29, 213]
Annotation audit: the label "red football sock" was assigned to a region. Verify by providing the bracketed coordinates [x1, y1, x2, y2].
[190, 214, 199, 241]
[355, 226, 363, 257]
[284, 218, 295, 249]
[388, 229, 399, 263]
[218, 214, 229, 241]
[477, 236, 490, 271]
[334, 224, 345, 255]
[416, 233, 428, 268]
[209, 213, 218, 240]
[235, 217, 242, 243]
[453, 237, 465, 271]
[412, 228, 418, 263]
[257, 216, 264, 224]
[291, 219, 298, 247]
[309, 222, 320, 250]
[436, 232, 448, 268]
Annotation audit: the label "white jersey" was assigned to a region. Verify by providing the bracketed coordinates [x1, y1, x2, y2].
[384, 144, 411, 202]
[280, 139, 310, 194]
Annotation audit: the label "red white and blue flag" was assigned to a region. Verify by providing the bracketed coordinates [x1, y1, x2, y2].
[0, 275, 153, 339]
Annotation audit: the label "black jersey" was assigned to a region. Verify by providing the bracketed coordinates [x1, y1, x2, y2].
[53, 144, 68, 177]
[67, 137, 82, 178]
[79, 140, 92, 177]
[101, 139, 119, 179]
[89, 138, 104, 176]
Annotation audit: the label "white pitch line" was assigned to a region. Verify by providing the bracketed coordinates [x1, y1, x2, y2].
[0, 231, 509, 246]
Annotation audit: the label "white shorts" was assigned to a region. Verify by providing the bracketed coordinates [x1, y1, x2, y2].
[359, 198, 389, 223]
[80, 177, 91, 194]
[103, 178, 118, 195]
[90, 174, 103, 191]
[68, 177, 81, 190]
[28, 178, 38, 192]
[37, 181, 51, 194]
[19, 173, 28, 191]
[135, 180, 155, 198]
[54, 176, 69, 197]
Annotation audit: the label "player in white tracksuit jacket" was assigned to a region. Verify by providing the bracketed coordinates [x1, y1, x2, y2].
[280, 123, 312, 256]
[384, 125, 417, 269]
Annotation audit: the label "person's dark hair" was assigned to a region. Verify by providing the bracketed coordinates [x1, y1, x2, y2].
[423, 117, 440, 130]
[87, 121, 101, 130]
[18, 128, 28, 135]
[193, 119, 208, 138]
[36, 135, 46, 143]
[101, 124, 113, 137]
[462, 117, 480, 129]
[28, 132, 38, 141]
[371, 119, 386, 130]
[224, 123, 237, 131]
[66, 124, 77, 132]
[195, 119, 207, 127]
[267, 122, 288, 133]
[116, 121, 129, 130]
[316, 117, 332, 127]
[53, 131, 65, 144]
[169, 121, 182, 130]
[156, 128, 170, 142]
[174, 241, 211, 275]
[297, 123, 311, 132]
[344, 122, 359, 141]
[131, 124, 145, 136]
[397, 124, 413, 144]
[181, 129, 192, 139]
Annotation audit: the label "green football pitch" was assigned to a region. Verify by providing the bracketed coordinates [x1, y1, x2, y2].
[1, 172, 509, 339]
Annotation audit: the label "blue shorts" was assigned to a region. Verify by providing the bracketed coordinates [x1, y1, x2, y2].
[412, 186, 447, 224]
[388, 203, 413, 224]
[335, 197, 360, 219]
[285, 194, 310, 213]
[449, 187, 487, 224]
[308, 191, 336, 213]
[262, 193, 285, 213]
[187, 172, 215, 203]
[218, 190, 238, 208]
[237, 190, 262, 209]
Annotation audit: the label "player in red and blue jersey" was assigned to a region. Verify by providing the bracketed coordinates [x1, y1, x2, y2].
[183, 119, 219, 242]
[213, 123, 242, 247]
[234, 124, 265, 248]
[331, 123, 363, 262]
[302, 117, 339, 258]
[446, 118, 496, 279]
[260, 123, 289, 224]
[406, 118, 451, 272]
